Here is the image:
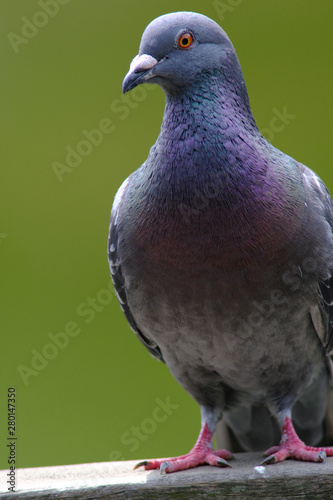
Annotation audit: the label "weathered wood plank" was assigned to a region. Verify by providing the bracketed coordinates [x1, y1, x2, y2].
[1, 453, 333, 499]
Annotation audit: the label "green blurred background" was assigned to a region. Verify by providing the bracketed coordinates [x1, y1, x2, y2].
[1, 0, 332, 469]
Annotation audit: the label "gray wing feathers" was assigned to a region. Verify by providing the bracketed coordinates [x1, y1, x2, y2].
[108, 211, 165, 362]
[303, 167, 333, 355]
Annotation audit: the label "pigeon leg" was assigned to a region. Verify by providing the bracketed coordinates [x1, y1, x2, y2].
[134, 408, 233, 473]
[262, 415, 333, 465]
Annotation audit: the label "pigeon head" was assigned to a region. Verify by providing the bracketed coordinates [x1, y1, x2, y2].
[122, 11, 240, 96]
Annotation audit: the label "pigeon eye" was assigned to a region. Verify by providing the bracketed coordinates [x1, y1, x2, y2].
[177, 32, 194, 49]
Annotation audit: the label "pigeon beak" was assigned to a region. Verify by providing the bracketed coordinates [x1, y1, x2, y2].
[122, 54, 158, 94]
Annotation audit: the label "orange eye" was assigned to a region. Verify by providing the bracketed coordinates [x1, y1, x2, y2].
[178, 32, 194, 49]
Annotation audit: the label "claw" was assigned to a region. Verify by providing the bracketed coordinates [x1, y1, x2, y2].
[317, 451, 326, 463]
[217, 457, 232, 468]
[160, 461, 170, 474]
[260, 455, 276, 465]
[133, 460, 148, 470]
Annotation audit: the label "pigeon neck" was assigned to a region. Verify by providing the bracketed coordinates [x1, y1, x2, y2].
[172, 65, 252, 104]
[158, 70, 258, 162]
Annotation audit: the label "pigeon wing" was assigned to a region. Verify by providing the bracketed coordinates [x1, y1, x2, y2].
[303, 167, 333, 355]
[108, 199, 165, 363]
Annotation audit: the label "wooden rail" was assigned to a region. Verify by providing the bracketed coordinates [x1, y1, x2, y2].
[1, 453, 333, 499]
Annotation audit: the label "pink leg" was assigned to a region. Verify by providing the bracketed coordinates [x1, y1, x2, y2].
[262, 416, 333, 465]
[134, 422, 233, 473]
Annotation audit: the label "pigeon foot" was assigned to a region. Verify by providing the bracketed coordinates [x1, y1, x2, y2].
[134, 422, 233, 473]
[261, 416, 333, 465]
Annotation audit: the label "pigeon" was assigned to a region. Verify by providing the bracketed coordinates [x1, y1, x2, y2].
[108, 11, 333, 472]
